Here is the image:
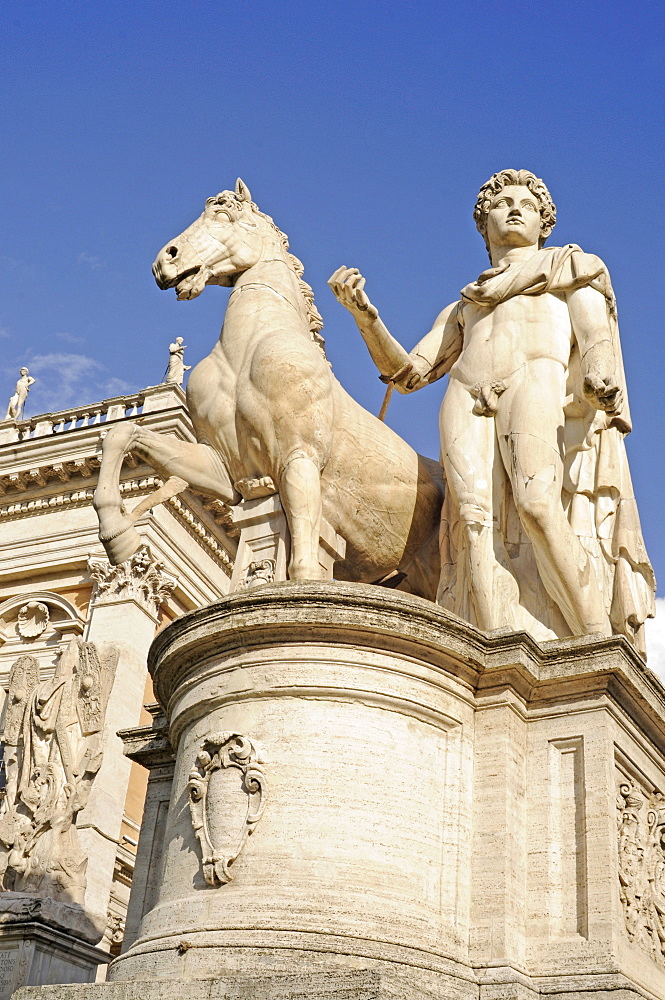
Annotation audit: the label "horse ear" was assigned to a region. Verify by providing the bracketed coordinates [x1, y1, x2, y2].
[235, 178, 252, 202]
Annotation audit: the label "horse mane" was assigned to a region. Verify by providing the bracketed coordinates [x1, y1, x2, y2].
[250, 202, 327, 357]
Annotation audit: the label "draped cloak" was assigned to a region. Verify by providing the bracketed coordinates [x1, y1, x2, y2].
[436, 244, 655, 653]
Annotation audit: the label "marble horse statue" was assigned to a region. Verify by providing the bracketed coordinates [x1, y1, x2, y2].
[93, 180, 444, 597]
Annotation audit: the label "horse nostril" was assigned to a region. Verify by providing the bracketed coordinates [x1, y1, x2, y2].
[166, 246, 179, 260]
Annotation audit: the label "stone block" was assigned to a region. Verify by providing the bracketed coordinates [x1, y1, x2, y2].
[0, 922, 108, 1000]
[13, 970, 390, 1000]
[229, 496, 345, 591]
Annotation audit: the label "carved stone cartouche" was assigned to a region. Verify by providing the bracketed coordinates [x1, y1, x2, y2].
[187, 732, 266, 887]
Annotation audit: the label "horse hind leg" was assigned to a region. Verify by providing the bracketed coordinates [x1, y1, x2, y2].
[279, 452, 323, 581]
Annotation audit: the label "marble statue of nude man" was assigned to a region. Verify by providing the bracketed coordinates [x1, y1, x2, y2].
[6, 367, 36, 421]
[329, 169, 654, 648]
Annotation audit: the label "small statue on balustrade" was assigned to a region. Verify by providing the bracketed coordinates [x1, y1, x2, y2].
[165, 337, 191, 385]
[5, 367, 36, 421]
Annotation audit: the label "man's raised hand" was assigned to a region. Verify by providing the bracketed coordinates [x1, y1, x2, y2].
[328, 266, 379, 321]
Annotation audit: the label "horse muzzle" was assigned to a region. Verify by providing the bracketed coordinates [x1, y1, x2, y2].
[152, 252, 181, 290]
[152, 250, 201, 291]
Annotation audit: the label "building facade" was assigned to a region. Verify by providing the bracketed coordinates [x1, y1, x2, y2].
[0, 382, 235, 994]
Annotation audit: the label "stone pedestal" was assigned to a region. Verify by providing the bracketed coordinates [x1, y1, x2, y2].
[0, 896, 108, 1000]
[13, 583, 665, 1000]
[229, 496, 346, 591]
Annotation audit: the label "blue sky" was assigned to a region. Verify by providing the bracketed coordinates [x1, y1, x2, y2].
[1, 1, 664, 606]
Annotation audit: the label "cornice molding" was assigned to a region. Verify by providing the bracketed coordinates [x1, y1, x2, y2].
[0, 475, 234, 574]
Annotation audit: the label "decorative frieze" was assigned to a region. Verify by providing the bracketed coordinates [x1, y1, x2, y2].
[187, 733, 267, 887]
[617, 778, 665, 964]
[88, 545, 177, 617]
[0, 476, 155, 520]
[167, 494, 234, 573]
[0, 457, 102, 496]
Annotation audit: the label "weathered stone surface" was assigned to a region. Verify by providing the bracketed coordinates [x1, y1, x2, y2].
[14, 970, 389, 1000]
[14, 970, 416, 1000]
[10, 966, 665, 999]
[0, 897, 102, 949]
[0, 921, 108, 1000]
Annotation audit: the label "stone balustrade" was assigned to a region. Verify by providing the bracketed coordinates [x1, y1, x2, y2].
[0, 382, 187, 447]
[0, 394, 145, 445]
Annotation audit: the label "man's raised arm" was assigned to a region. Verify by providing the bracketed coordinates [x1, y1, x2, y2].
[328, 266, 462, 393]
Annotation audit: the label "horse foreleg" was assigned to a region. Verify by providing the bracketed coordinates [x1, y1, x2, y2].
[128, 427, 239, 503]
[94, 423, 145, 564]
[279, 452, 323, 581]
[94, 423, 238, 565]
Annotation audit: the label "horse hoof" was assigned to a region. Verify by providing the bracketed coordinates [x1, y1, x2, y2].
[101, 525, 142, 565]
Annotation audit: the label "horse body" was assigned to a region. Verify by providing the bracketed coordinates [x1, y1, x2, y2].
[93, 181, 443, 598]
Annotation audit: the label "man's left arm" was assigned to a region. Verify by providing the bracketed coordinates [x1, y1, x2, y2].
[567, 284, 623, 418]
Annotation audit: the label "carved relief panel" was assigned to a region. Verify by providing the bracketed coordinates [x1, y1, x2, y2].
[617, 777, 665, 965]
[0, 638, 119, 904]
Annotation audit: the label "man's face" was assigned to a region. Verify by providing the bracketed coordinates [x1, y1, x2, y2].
[485, 185, 541, 250]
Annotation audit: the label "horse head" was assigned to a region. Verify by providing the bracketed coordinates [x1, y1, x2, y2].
[153, 179, 268, 300]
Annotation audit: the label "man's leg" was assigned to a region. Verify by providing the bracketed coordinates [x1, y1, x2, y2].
[440, 379, 519, 630]
[496, 370, 610, 637]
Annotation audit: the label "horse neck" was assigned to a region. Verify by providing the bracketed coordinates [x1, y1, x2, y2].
[230, 253, 309, 331]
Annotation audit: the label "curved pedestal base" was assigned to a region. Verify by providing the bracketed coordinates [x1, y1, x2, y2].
[23, 582, 665, 1000]
[111, 583, 476, 995]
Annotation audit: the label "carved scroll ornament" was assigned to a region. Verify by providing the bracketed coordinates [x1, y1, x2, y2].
[242, 559, 276, 589]
[187, 732, 266, 887]
[617, 778, 665, 965]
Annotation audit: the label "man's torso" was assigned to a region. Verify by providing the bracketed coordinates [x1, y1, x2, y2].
[449, 290, 574, 392]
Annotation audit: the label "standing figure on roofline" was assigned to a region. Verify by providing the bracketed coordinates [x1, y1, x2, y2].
[5, 367, 36, 421]
[165, 336, 191, 385]
[329, 169, 655, 653]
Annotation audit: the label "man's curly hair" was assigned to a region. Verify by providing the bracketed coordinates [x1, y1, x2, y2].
[473, 169, 556, 255]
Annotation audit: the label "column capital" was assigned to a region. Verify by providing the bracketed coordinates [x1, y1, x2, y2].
[87, 545, 177, 619]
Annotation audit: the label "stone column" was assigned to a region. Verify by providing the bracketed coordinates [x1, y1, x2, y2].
[77, 548, 176, 928]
